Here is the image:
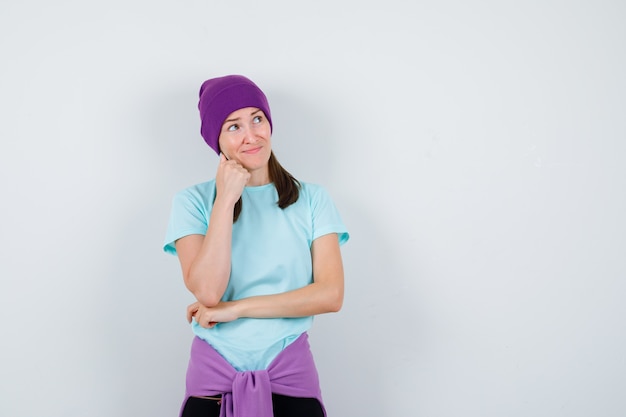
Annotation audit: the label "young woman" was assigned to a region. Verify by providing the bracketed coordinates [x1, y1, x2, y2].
[164, 75, 349, 417]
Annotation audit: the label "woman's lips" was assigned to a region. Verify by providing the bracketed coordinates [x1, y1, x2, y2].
[242, 146, 262, 154]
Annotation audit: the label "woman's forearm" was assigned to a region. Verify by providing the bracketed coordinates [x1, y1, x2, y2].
[233, 280, 344, 318]
[183, 196, 235, 306]
[190, 280, 344, 328]
[235, 233, 344, 318]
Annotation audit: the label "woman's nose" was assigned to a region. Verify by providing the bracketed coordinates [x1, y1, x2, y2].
[243, 128, 258, 143]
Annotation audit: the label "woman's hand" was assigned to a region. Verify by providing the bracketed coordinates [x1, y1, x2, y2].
[215, 153, 250, 206]
[187, 301, 240, 328]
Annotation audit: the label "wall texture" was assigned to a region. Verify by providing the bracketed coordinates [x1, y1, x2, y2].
[1, 1, 625, 416]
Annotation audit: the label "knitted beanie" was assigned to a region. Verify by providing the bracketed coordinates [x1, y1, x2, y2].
[198, 75, 273, 154]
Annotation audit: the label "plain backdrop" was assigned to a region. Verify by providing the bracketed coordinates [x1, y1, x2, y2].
[1, 1, 625, 416]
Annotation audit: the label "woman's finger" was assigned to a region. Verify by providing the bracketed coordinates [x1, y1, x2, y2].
[187, 302, 199, 323]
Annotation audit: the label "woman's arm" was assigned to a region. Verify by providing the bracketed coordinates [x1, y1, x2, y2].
[188, 232, 344, 327]
[176, 154, 250, 307]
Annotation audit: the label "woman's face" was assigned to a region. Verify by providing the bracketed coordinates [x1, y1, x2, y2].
[218, 107, 272, 172]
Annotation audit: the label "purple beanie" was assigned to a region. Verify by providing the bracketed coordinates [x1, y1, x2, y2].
[198, 75, 273, 155]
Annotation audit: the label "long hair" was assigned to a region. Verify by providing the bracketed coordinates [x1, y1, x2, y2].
[232, 151, 300, 222]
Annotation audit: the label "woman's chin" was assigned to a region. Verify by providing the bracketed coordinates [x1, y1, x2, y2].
[240, 152, 271, 169]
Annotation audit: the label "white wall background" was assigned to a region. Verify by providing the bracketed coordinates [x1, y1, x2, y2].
[1, 1, 625, 416]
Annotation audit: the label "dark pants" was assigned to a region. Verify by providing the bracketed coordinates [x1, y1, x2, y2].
[181, 393, 324, 417]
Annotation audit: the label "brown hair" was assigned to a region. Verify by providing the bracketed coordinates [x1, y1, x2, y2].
[232, 152, 300, 222]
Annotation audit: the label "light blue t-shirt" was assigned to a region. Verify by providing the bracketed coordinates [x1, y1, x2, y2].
[164, 180, 349, 371]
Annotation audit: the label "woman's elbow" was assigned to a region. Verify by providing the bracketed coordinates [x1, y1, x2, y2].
[325, 286, 344, 313]
[193, 291, 221, 308]
[184, 275, 222, 307]
[327, 299, 343, 313]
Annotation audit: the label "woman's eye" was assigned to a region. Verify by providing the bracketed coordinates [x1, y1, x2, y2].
[227, 124, 239, 132]
[253, 116, 262, 123]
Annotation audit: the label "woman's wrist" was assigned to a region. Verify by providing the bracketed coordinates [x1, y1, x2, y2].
[213, 194, 238, 210]
[229, 299, 245, 320]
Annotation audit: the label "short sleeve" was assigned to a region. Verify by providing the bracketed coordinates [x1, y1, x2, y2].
[163, 183, 215, 255]
[307, 184, 350, 246]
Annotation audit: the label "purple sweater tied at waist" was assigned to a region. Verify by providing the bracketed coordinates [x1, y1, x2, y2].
[181, 332, 327, 417]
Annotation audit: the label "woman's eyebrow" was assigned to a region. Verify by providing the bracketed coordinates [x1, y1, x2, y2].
[223, 116, 240, 124]
[224, 110, 261, 124]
